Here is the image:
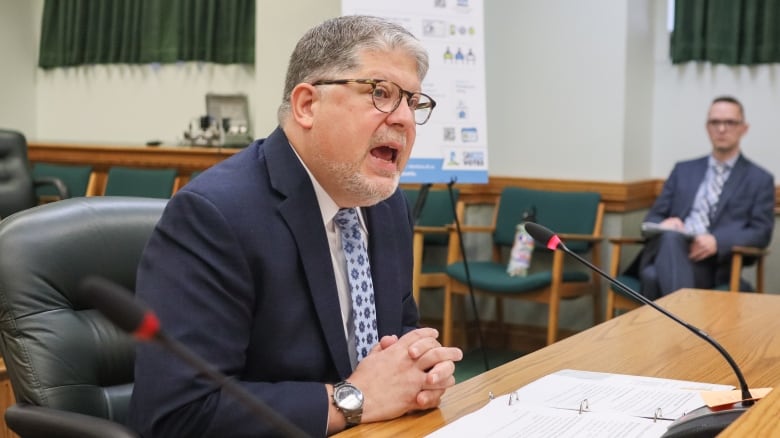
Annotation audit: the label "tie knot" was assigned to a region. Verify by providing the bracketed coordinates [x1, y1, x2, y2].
[714, 163, 728, 175]
[335, 208, 360, 232]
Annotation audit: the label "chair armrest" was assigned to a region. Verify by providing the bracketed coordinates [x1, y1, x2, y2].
[608, 236, 646, 245]
[33, 176, 70, 199]
[731, 245, 769, 257]
[557, 233, 603, 243]
[5, 404, 138, 438]
[414, 225, 450, 235]
[446, 224, 494, 233]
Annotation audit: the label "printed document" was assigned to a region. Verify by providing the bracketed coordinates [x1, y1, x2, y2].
[427, 369, 733, 438]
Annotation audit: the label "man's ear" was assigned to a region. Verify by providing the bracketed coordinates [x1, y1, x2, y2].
[290, 83, 317, 129]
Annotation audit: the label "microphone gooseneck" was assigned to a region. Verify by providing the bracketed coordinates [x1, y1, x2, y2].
[78, 276, 308, 438]
[523, 222, 754, 405]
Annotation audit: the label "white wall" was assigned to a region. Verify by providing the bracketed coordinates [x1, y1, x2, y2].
[485, 1, 633, 182]
[0, 1, 38, 135]
[27, 0, 339, 145]
[255, 1, 340, 135]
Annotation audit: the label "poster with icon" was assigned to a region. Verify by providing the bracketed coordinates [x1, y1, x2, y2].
[342, 0, 488, 184]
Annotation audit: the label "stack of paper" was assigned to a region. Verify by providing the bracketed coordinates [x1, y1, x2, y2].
[427, 370, 733, 438]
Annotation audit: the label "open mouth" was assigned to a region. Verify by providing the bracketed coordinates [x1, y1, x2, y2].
[370, 145, 399, 163]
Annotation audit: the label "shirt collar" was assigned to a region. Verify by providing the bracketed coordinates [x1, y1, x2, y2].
[709, 153, 738, 170]
[288, 143, 366, 231]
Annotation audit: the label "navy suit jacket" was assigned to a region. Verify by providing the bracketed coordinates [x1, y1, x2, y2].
[129, 127, 419, 437]
[642, 154, 774, 281]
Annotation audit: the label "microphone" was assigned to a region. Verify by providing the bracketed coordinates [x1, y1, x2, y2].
[524, 222, 756, 438]
[79, 276, 308, 438]
[411, 182, 432, 224]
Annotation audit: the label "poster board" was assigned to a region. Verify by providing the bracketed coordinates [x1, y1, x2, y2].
[341, 0, 488, 184]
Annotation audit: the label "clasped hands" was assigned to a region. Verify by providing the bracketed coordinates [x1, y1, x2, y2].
[349, 327, 463, 423]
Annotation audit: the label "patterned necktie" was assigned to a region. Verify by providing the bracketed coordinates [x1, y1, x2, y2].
[705, 163, 727, 220]
[334, 208, 378, 362]
[686, 163, 727, 234]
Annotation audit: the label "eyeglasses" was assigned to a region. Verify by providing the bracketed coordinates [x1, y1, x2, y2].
[311, 79, 436, 125]
[707, 119, 743, 130]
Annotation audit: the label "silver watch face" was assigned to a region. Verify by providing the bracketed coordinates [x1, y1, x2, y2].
[335, 384, 363, 410]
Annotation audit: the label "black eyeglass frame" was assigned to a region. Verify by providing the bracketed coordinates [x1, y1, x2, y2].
[311, 78, 436, 125]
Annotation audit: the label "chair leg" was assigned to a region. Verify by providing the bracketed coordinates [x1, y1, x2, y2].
[729, 253, 743, 292]
[443, 282, 453, 347]
[592, 287, 602, 324]
[496, 297, 505, 346]
[412, 232, 424, 306]
[605, 290, 616, 320]
[547, 297, 560, 346]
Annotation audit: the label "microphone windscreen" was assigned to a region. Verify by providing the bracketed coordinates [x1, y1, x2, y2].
[524, 222, 554, 243]
[79, 276, 157, 338]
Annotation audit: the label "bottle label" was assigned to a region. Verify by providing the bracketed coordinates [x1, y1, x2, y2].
[507, 223, 535, 277]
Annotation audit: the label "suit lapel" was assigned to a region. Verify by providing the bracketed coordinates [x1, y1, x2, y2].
[679, 158, 708, 218]
[265, 128, 353, 378]
[364, 200, 404, 337]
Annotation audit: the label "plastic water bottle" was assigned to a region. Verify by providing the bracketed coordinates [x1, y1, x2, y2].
[507, 207, 537, 277]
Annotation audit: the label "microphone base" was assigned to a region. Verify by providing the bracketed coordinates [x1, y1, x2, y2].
[661, 403, 751, 438]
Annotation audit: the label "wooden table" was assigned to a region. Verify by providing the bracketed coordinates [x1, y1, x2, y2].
[337, 289, 780, 437]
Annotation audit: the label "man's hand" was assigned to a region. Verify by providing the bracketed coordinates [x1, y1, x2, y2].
[689, 233, 717, 261]
[659, 217, 685, 231]
[346, 328, 462, 423]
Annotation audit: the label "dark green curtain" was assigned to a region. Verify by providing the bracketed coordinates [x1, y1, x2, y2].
[671, 0, 780, 65]
[39, 0, 254, 69]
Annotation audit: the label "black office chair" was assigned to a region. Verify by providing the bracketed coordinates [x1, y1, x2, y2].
[0, 129, 69, 218]
[0, 197, 167, 438]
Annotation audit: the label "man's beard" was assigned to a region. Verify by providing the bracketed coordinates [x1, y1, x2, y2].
[323, 157, 401, 206]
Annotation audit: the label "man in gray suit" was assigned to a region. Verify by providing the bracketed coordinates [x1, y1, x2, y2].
[637, 96, 774, 298]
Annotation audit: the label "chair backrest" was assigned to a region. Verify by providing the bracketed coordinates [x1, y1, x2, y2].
[0, 197, 167, 425]
[33, 163, 93, 198]
[403, 187, 460, 245]
[494, 187, 602, 253]
[103, 167, 178, 199]
[0, 129, 38, 218]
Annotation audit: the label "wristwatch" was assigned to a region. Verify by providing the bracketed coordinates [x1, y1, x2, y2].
[332, 380, 364, 425]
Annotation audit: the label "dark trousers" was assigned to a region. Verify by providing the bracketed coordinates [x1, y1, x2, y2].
[638, 232, 717, 299]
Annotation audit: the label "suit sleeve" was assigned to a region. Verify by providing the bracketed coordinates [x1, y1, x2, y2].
[130, 191, 328, 438]
[644, 164, 683, 223]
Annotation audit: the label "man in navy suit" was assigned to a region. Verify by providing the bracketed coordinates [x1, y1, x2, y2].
[129, 16, 462, 437]
[637, 96, 774, 299]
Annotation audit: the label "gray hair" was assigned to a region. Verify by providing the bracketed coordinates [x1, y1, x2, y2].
[277, 15, 429, 123]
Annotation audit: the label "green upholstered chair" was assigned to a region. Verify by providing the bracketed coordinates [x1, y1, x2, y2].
[605, 237, 769, 319]
[0, 129, 69, 218]
[402, 187, 461, 306]
[103, 167, 178, 199]
[33, 163, 93, 198]
[0, 196, 167, 438]
[443, 187, 604, 347]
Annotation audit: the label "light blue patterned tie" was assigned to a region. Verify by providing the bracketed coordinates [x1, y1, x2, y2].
[335, 208, 378, 362]
[686, 163, 728, 234]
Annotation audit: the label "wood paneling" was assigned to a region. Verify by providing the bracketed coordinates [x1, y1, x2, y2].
[28, 142, 240, 196]
[403, 177, 661, 213]
[28, 142, 777, 213]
